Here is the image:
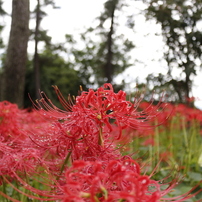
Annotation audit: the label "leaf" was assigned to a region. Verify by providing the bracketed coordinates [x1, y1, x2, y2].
[187, 171, 202, 182]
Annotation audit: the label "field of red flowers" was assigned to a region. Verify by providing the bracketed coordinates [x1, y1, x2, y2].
[0, 83, 201, 201]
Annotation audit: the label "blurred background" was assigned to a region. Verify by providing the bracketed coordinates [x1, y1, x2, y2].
[0, 0, 202, 109]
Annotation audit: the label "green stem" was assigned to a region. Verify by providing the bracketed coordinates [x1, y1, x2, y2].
[20, 187, 27, 202]
[57, 150, 72, 180]
[182, 117, 189, 149]
[1, 179, 9, 202]
[182, 116, 189, 173]
[155, 120, 160, 169]
[188, 120, 197, 171]
[169, 117, 174, 157]
[149, 133, 153, 169]
[94, 196, 100, 202]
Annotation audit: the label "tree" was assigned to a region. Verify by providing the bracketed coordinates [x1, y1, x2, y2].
[65, 0, 135, 88]
[24, 47, 84, 108]
[31, 0, 59, 99]
[1, 0, 30, 108]
[0, 0, 6, 49]
[25, 1, 84, 107]
[144, 0, 202, 105]
[0, 0, 7, 100]
[33, 0, 41, 100]
[101, 0, 118, 83]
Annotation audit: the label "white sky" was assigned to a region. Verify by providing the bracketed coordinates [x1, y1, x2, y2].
[1, 0, 202, 108]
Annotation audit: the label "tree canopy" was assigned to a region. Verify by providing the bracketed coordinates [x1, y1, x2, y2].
[144, 0, 202, 104]
[0, 0, 202, 107]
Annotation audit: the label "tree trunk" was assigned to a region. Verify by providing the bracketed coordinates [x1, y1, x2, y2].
[34, 0, 41, 99]
[104, 1, 116, 83]
[2, 0, 30, 108]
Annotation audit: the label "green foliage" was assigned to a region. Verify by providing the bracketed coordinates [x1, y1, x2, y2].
[128, 116, 202, 174]
[144, 0, 202, 103]
[63, 0, 136, 87]
[29, 29, 52, 48]
[24, 49, 83, 108]
[0, 172, 56, 202]
[122, 106, 202, 201]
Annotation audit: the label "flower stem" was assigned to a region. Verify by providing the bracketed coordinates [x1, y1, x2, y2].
[98, 127, 104, 146]
[57, 150, 72, 180]
[155, 119, 160, 169]
[182, 116, 189, 173]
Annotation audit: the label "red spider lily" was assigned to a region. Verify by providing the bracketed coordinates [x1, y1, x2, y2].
[28, 117, 121, 164]
[34, 83, 168, 146]
[0, 101, 26, 142]
[138, 101, 175, 128]
[0, 101, 60, 181]
[172, 104, 202, 123]
[26, 84, 160, 167]
[6, 158, 200, 202]
[60, 159, 201, 202]
[28, 83, 168, 168]
[1, 84, 201, 202]
[0, 101, 41, 179]
[0, 141, 43, 179]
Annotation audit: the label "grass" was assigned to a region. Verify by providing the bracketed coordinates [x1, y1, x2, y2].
[120, 106, 202, 201]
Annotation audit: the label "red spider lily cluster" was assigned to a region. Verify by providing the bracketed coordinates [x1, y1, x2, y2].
[0, 84, 201, 201]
